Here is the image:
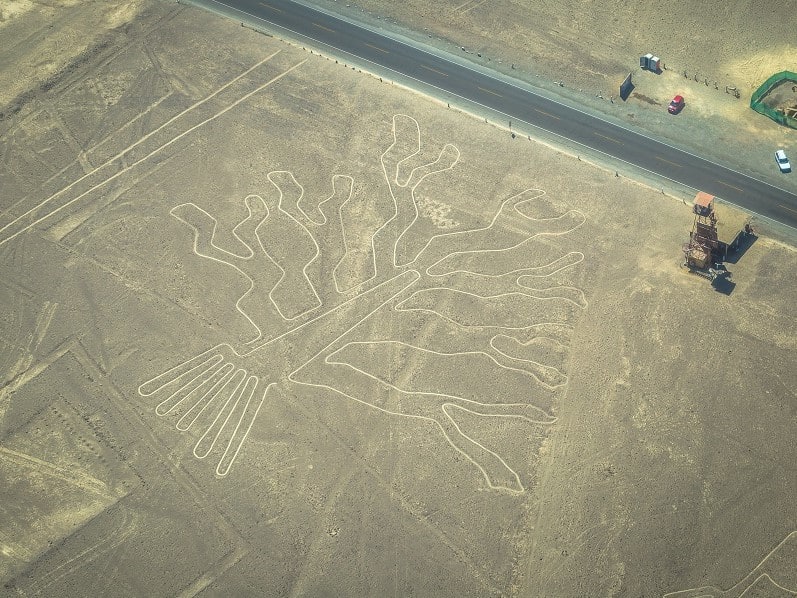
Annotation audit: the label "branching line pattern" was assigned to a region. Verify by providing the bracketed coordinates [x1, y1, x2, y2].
[139, 114, 587, 490]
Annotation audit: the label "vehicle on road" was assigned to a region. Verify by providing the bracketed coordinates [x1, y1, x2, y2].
[775, 149, 791, 173]
[668, 95, 685, 114]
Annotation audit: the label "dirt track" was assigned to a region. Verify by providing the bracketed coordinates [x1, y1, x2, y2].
[1, 1, 796, 596]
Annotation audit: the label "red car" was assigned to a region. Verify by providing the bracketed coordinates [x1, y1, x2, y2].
[668, 95, 685, 114]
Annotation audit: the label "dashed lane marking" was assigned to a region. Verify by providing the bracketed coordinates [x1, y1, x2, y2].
[312, 22, 335, 33]
[534, 108, 560, 120]
[655, 156, 682, 167]
[593, 131, 622, 144]
[716, 180, 744, 192]
[477, 86, 502, 97]
[365, 42, 389, 54]
[778, 203, 797, 215]
[420, 64, 448, 77]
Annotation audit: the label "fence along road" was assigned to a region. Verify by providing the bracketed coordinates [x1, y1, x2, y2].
[203, 0, 797, 231]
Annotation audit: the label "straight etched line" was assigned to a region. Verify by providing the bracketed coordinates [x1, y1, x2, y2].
[0, 51, 282, 246]
[453, 0, 475, 10]
[461, 0, 488, 14]
[0, 447, 112, 497]
[0, 58, 306, 247]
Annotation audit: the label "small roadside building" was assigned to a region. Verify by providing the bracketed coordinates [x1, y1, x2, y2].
[689, 192, 751, 262]
[713, 198, 752, 260]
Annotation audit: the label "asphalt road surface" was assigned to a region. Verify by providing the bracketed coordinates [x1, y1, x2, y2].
[202, 0, 797, 230]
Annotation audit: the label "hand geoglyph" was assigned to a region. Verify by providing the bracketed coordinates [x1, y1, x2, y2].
[139, 115, 586, 491]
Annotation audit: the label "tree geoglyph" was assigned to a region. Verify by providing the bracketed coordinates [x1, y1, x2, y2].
[139, 114, 587, 492]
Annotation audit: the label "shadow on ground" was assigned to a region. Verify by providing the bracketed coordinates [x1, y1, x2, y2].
[725, 232, 757, 264]
[712, 274, 736, 295]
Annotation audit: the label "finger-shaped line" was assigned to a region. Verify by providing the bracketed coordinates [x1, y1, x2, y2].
[154, 355, 225, 416]
[230, 195, 270, 257]
[411, 188, 548, 271]
[312, 175, 354, 226]
[176, 365, 242, 431]
[516, 252, 585, 278]
[159, 361, 235, 420]
[171, 204, 271, 342]
[138, 347, 224, 396]
[216, 382, 271, 477]
[193, 374, 257, 460]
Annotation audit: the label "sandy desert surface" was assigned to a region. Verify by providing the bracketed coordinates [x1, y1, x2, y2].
[0, 1, 796, 596]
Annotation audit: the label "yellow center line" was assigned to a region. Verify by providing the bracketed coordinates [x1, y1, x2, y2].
[259, 1, 282, 11]
[312, 22, 335, 33]
[534, 108, 560, 120]
[593, 131, 622, 144]
[477, 86, 502, 97]
[778, 203, 797, 215]
[365, 42, 389, 54]
[716, 180, 744, 192]
[420, 64, 448, 77]
[655, 156, 682, 168]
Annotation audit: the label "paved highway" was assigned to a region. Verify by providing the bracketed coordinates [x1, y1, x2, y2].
[204, 0, 797, 230]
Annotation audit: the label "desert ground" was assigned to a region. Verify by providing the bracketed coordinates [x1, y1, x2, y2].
[1, 1, 796, 597]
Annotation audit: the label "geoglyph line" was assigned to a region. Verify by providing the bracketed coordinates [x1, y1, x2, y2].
[420, 196, 586, 278]
[171, 171, 356, 341]
[3, 50, 281, 229]
[140, 114, 586, 486]
[0, 446, 111, 497]
[305, 339, 560, 491]
[453, 0, 483, 12]
[24, 509, 137, 594]
[398, 285, 586, 310]
[489, 333, 569, 388]
[395, 287, 585, 337]
[84, 91, 177, 161]
[332, 115, 461, 292]
[664, 530, 797, 597]
[325, 339, 563, 412]
[0, 52, 305, 247]
[139, 271, 420, 477]
[295, 345, 555, 493]
[260, 171, 323, 320]
[171, 200, 279, 343]
[140, 347, 267, 477]
[428, 251, 585, 281]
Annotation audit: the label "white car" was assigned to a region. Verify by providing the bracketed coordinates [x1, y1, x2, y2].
[775, 149, 791, 173]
